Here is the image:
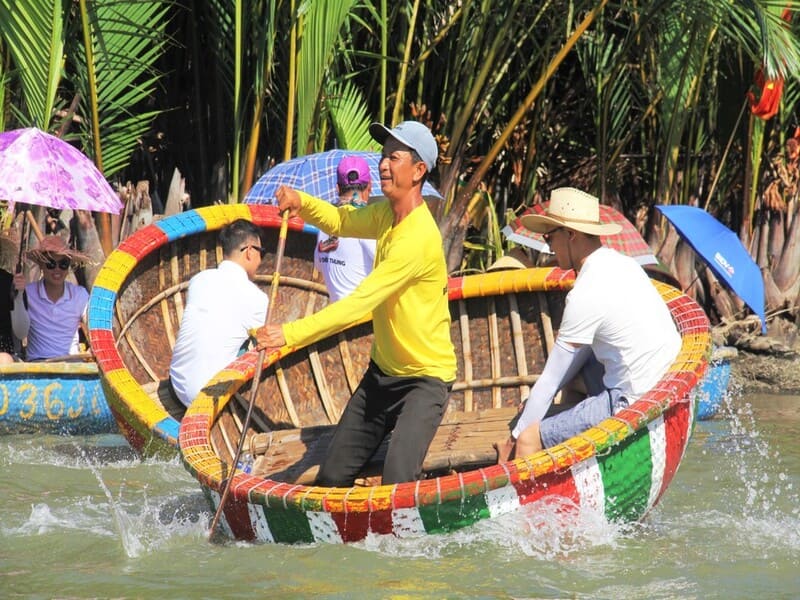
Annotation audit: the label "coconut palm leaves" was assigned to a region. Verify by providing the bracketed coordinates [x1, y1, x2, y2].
[0, 0, 64, 129]
[73, 0, 170, 178]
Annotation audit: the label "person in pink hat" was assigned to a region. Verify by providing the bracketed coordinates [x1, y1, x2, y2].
[9, 235, 93, 361]
[314, 155, 376, 302]
[495, 188, 681, 462]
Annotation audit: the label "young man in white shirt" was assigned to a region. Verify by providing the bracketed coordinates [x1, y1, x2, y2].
[169, 219, 269, 407]
[495, 188, 682, 461]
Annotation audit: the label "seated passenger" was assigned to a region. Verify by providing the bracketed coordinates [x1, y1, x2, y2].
[495, 188, 681, 461]
[169, 219, 269, 407]
[10, 235, 93, 361]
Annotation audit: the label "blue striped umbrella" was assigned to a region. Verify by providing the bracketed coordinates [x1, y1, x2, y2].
[244, 149, 443, 205]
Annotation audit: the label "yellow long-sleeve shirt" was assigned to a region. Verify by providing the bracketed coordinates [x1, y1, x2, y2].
[282, 191, 456, 382]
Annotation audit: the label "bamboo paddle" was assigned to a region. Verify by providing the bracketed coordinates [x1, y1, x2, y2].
[208, 210, 290, 541]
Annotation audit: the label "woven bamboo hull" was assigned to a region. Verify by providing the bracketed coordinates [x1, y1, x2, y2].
[178, 269, 711, 544]
[0, 361, 115, 435]
[87, 205, 324, 456]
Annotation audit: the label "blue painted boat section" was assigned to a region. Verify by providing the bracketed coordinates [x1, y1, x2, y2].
[0, 368, 117, 435]
[87, 287, 117, 331]
[695, 356, 733, 420]
[154, 416, 180, 446]
[155, 210, 208, 241]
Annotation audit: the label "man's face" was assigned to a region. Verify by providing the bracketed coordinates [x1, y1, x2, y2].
[240, 237, 265, 280]
[40, 254, 71, 286]
[377, 138, 426, 199]
[542, 227, 572, 270]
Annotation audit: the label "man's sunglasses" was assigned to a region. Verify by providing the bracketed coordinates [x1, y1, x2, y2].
[241, 244, 268, 259]
[542, 227, 565, 244]
[44, 258, 71, 270]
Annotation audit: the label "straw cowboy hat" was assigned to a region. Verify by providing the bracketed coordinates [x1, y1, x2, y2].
[487, 255, 527, 272]
[520, 188, 623, 236]
[26, 234, 94, 267]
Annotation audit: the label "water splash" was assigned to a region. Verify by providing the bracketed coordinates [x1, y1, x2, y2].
[2, 435, 210, 558]
[356, 496, 625, 560]
[70, 439, 147, 557]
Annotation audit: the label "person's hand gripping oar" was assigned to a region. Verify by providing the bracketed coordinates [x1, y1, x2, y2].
[207, 188, 296, 542]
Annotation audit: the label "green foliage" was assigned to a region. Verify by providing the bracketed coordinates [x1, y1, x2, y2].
[295, 0, 360, 155]
[0, 0, 65, 129]
[73, 0, 171, 177]
[326, 80, 378, 151]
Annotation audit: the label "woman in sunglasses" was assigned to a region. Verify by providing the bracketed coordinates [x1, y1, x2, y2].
[10, 235, 93, 361]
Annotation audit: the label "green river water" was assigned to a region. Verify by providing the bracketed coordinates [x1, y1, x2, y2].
[1, 389, 798, 599]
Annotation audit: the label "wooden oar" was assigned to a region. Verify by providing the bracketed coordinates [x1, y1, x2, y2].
[208, 210, 290, 541]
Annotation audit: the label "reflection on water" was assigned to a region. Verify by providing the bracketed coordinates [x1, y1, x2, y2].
[1, 391, 798, 599]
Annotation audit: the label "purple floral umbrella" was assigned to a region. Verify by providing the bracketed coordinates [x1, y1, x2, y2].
[0, 127, 122, 214]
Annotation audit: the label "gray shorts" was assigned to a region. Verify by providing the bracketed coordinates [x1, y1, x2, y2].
[539, 387, 628, 449]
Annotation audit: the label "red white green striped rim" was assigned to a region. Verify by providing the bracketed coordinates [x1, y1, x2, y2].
[179, 271, 710, 544]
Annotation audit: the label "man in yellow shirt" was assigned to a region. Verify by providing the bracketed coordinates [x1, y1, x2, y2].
[255, 121, 456, 486]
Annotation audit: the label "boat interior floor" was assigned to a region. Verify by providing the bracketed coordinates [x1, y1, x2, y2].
[247, 406, 519, 485]
[245, 396, 581, 486]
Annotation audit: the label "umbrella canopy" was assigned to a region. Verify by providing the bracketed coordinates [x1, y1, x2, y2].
[244, 149, 443, 205]
[0, 127, 122, 214]
[656, 204, 766, 333]
[502, 202, 658, 266]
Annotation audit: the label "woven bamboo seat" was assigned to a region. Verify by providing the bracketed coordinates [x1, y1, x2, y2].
[249, 406, 519, 485]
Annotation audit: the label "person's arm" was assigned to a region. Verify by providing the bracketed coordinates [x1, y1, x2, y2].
[256, 220, 419, 352]
[511, 338, 590, 438]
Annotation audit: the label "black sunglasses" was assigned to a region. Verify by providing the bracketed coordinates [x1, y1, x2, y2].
[44, 258, 71, 270]
[241, 244, 268, 259]
[542, 227, 565, 244]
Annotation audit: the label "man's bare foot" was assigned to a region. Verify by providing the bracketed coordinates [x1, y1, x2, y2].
[494, 436, 516, 463]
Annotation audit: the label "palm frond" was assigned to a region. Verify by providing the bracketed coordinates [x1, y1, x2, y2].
[73, 0, 170, 178]
[0, 0, 64, 128]
[295, 0, 359, 154]
[326, 80, 375, 151]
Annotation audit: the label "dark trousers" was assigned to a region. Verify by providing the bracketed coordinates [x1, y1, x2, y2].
[315, 361, 450, 487]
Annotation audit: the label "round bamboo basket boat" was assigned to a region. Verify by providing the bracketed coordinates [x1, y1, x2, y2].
[0, 360, 115, 435]
[178, 267, 711, 544]
[86, 204, 323, 456]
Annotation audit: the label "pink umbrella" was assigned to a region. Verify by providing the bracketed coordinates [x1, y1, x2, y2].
[502, 202, 657, 265]
[0, 127, 122, 214]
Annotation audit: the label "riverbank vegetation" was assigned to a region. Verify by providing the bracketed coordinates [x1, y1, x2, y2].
[1, 1, 799, 347]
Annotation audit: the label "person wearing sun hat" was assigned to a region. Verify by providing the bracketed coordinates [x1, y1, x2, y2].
[495, 187, 682, 462]
[255, 120, 456, 487]
[314, 155, 377, 302]
[9, 235, 94, 361]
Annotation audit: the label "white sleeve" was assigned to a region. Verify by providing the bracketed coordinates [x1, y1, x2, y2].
[10, 291, 30, 340]
[511, 338, 592, 438]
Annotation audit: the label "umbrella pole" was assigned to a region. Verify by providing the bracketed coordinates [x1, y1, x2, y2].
[208, 209, 290, 542]
[14, 204, 31, 274]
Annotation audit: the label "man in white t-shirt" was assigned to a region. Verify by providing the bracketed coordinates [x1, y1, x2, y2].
[495, 188, 682, 461]
[314, 155, 377, 302]
[169, 219, 269, 407]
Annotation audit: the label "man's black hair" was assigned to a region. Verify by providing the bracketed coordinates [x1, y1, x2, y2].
[409, 148, 430, 184]
[219, 219, 262, 257]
